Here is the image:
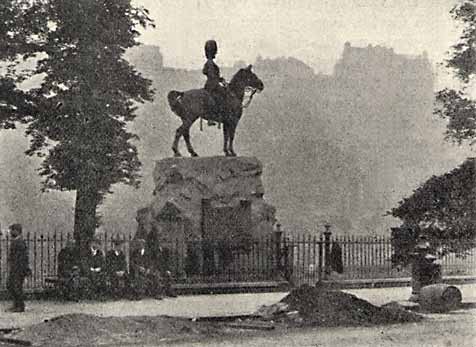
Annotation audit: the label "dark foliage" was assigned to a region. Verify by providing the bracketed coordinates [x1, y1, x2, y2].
[389, 158, 476, 260]
[446, 0, 476, 83]
[435, 88, 476, 145]
[0, 1, 47, 128]
[435, 0, 476, 146]
[21, 0, 155, 241]
[392, 1, 476, 263]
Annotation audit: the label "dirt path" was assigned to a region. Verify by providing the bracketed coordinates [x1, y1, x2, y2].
[161, 309, 476, 347]
[2, 284, 475, 330]
[2, 285, 475, 346]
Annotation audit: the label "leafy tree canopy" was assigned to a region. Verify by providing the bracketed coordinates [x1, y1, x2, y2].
[446, 0, 476, 83]
[391, 2, 476, 265]
[435, 0, 476, 146]
[26, 0, 154, 191]
[0, 1, 47, 128]
[0, 0, 155, 241]
[390, 159, 475, 240]
[389, 158, 475, 264]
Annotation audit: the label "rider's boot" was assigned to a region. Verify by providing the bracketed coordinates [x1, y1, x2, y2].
[207, 93, 224, 126]
[208, 104, 220, 126]
[208, 109, 221, 126]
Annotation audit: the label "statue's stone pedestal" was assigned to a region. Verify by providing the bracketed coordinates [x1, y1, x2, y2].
[136, 156, 276, 277]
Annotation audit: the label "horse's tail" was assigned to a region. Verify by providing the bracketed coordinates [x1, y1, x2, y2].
[167, 90, 184, 115]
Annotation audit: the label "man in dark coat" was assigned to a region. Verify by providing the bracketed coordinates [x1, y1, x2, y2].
[105, 239, 128, 297]
[83, 238, 106, 298]
[147, 230, 177, 298]
[57, 240, 83, 300]
[330, 242, 344, 274]
[410, 234, 441, 301]
[58, 240, 80, 278]
[129, 239, 155, 298]
[130, 238, 173, 299]
[6, 223, 31, 312]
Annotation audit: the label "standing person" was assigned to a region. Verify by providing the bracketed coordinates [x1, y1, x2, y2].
[330, 242, 344, 274]
[6, 223, 31, 312]
[105, 239, 128, 297]
[410, 234, 441, 301]
[202, 39, 226, 126]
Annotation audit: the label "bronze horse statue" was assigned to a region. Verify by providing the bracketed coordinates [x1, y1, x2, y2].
[167, 65, 264, 157]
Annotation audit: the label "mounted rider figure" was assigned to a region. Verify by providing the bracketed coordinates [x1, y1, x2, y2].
[202, 40, 227, 126]
[167, 40, 264, 157]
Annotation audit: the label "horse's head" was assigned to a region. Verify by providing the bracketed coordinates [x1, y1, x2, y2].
[234, 65, 264, 92]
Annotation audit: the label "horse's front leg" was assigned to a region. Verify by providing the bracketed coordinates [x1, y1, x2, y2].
[183, 121, 198, 157]
[172, 124, 183, 157]
[223, 122, 231, 156]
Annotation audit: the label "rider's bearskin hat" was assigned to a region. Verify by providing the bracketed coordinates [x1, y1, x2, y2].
[205, 40, 218, 59]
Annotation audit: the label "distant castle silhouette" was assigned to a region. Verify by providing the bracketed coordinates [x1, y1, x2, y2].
[334, 42, 433, 92]
[126, 42, 434, 98]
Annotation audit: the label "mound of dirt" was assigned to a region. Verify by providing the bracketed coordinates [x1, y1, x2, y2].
[12, 313, 218, 347]
[276, 285, 422, 326]
[257, 286, 422, 326]
[9, 288, 422, 346]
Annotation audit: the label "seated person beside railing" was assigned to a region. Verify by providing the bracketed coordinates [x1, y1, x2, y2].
[155, 246, 177, 297]
[82, 238, 106, 298]
[129, 239, 158, 298]
[146, 232, 177, 297]
[56, 240, 84, 300]
[129, 239, 177, 299]
[58, 240, 79, 278]
[105, 238, 128, 297]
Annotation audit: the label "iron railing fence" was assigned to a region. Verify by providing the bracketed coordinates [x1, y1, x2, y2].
[0, 232, 474, 291]
[288, 235, 476, 286]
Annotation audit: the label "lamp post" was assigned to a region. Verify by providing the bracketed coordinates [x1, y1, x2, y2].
[323, 223, 332, 278]
[274, 223, 282, 275]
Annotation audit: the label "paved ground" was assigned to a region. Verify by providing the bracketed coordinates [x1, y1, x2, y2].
[169, 310, 476, 347]
[0, 292, 286, 329]
[1, 284, 475, 330]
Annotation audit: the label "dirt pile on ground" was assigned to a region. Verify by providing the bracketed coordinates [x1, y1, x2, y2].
[8, 287, 423, 346]
[258, 285, 422, 327]
[12, 313, 218, 347]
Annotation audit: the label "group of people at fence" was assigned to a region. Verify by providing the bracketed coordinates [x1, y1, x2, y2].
[56, 237, 176, 301]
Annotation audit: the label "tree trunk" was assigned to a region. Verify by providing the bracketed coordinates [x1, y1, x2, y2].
[73, 184, 100, 250]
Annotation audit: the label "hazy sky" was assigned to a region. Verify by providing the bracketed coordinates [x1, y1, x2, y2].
[133, 0, 460, 80]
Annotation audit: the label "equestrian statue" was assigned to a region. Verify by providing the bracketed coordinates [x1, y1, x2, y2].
[167, 40, 264, 157]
